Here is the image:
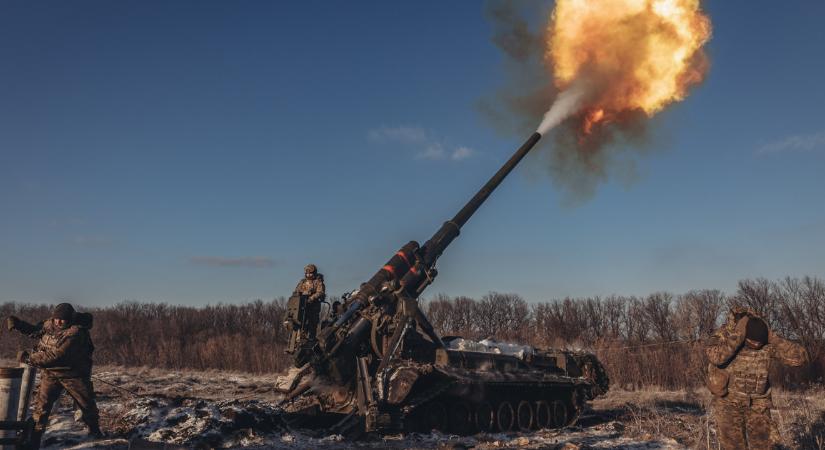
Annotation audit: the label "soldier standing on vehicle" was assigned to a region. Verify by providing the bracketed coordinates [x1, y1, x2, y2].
[293, 264, 325, 340]
[7, 303, 102, 448]
[705, 307, 808, 450]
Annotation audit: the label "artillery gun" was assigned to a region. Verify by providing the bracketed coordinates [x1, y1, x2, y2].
[277, 132, 609, 435]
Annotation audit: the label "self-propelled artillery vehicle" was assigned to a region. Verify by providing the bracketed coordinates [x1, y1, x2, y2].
[277, 132, 609, 435]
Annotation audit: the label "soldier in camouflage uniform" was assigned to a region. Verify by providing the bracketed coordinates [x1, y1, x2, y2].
[7, 303, 102, 447]
[293, 264, 325, 340]
[705, 307, 807, 450]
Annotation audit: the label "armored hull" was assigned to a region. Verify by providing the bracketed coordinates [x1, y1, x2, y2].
[379, 345, 608, 434]
[277, 338, 608, 435]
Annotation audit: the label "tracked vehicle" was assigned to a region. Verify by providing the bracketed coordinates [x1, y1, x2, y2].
[277, 132, 609, 435]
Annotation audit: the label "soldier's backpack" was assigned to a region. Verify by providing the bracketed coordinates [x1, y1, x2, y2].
[73, 312, 94, 329]
[73, 312, 95, 355]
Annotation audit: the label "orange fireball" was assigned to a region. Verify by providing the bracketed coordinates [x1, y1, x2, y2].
[546, 0, 711, 133]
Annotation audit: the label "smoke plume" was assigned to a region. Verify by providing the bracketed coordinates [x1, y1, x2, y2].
[483, 0, 711, 202]
[536, 78, 590, 135]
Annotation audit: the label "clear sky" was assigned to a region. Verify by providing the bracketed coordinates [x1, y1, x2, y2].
[1, 1, 823, 306]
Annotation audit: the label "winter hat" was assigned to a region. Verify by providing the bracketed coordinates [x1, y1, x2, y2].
[52, 303, 75, 321]
[745, 317, 769, 344]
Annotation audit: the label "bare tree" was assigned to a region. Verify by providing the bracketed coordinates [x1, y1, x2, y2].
[2, 275, 820, 387]
[675, 290, 725, 340]
[642, 292, 676, 342]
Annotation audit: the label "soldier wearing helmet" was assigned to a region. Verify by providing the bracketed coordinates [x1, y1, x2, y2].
[292, 264, 325, 340]
[7, 303, 103, 447]
[705, 307, 808, 449]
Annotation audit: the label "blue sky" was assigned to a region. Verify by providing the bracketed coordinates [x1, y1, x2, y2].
[1, 1, 823, 306]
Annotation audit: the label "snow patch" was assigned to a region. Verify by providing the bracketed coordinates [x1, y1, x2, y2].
[447, 338, 535, 360]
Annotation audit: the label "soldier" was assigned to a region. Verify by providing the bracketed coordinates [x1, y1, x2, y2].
[705, 307, 807, 450]
[7, 303, 102, 447]
[293, 264, 325, 340]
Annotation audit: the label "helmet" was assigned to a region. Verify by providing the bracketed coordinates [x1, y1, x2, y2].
[724, 305, 764, 332]
[52, 303, 75, 321]
[304, 264, 317, 274]
[728, 305, 761, 321]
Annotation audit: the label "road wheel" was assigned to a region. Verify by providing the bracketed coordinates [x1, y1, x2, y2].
[475, 402, 495, 432]
[449, 401, 473, 434]
[496, 401, 515, 432]
[516, 400, 533, 431]
[549, 400, 568, 429]
[534, 400, 551, 429]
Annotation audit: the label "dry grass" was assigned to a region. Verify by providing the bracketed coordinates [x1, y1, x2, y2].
[592, 387, 712, 448]
[91, 364, 286, 403]
[592, 387, 825, 449]
[773, 387, 825, 450]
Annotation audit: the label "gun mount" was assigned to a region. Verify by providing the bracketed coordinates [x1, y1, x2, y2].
[277, 132, 609, 435]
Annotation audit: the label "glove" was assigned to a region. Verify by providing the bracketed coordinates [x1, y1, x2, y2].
[6, 316, 19, 331]
[16, 350, 29, 364]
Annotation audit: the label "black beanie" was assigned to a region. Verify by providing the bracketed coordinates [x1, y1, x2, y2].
[745, 317, 769, 344]
[52, 303, 75, 321]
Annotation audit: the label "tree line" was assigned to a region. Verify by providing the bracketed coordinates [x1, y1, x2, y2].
[0, 300, 292, 373]
[0, 276, 821, 389]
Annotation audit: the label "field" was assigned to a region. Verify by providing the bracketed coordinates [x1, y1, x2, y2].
[22, 365, 823, 450]
[2, 277, 822, 449]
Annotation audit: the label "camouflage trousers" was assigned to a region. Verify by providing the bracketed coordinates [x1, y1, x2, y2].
[32, 373, 100, 432]
[303, 300, 321, 341]
[713, 394, 774, 450]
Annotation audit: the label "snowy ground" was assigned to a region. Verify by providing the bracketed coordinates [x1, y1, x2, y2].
[13, 365, 821, 449]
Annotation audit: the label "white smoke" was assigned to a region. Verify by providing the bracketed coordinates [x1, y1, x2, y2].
[536, 79, 591, 135]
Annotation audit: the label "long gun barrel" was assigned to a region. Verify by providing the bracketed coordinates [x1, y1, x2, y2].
[415, 132, 542, 273]
[305, 132, 544, 378]
[452, 132, 542, 229]
[393, 132, 543, 300]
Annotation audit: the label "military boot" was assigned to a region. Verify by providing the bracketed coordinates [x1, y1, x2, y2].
[26, 429, 44, 450]
[87, 424, 104, 439]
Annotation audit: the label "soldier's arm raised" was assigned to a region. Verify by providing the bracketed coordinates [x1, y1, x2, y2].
[7, 317, 44, 337]
[704, 317, 747, 366]
[770, 331, 809, 367]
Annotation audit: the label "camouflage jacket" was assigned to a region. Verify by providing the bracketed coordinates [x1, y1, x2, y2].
[17, 319, 95, 378]
[705, 319, 807, 398]
[293, 274, 325, 303]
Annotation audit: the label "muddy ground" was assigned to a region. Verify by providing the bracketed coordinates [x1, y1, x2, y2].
[12, 365, 822, 449]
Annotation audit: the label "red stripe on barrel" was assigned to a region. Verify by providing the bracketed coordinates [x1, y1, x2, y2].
[396, 251, 411, 268]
